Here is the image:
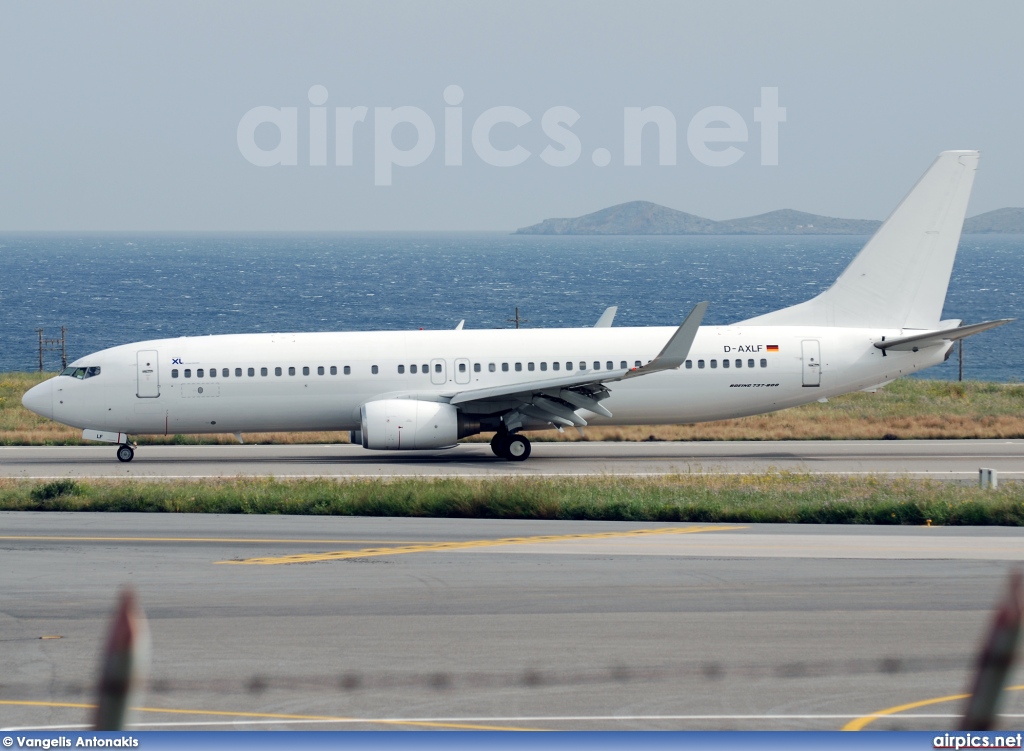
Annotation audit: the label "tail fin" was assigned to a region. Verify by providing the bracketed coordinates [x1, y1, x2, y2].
[743, 150, 979, 329]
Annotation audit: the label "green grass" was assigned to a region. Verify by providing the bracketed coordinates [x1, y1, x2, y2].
[3, 475, 1022, 525]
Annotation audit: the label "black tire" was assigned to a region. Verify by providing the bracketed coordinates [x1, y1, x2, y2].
[490, 433, 510, 458]
[116, 445, 134, 463]
[505, 435, 531, 461]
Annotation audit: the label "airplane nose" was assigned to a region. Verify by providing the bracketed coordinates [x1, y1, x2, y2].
[22, 380, 54, 419]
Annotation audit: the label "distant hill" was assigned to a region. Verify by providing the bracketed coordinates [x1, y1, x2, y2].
[963, 208, 1024, 233]
[515, 202, 1024, 235]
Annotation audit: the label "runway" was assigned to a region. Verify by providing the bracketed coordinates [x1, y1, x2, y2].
[1, 513, 1022, 731]
[2, 439, 1024, 480]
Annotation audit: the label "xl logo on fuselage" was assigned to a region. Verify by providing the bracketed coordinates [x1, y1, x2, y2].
[723, 345, 763, 353]
[172, 358, 183, 364]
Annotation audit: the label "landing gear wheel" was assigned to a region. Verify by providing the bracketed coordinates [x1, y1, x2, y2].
[116, 444, 135, 463]
[490, 433, 510, 458]
[505, 435, 531, 461]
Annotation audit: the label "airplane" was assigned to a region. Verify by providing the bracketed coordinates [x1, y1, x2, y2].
[21, 150, 1012, 463]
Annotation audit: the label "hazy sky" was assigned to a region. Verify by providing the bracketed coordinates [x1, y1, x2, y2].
[1, 1, 1022, 231]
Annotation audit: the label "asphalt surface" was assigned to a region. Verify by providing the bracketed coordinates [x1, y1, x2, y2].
[2, 439, 1024, 479]
[1, 513, 1023, 731]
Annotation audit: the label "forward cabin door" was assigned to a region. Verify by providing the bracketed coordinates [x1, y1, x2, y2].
[137, 350, 160, 397]
[801, 340, 821, 387]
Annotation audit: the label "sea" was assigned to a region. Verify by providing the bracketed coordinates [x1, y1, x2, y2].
[0, 233, 1021, 381]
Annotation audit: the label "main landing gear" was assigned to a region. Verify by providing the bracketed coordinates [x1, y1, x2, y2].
[490, 432, 531, 462]
[116, 444, 135, 463]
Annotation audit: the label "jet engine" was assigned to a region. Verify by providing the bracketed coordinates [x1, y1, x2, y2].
[359, 399, 469, 450]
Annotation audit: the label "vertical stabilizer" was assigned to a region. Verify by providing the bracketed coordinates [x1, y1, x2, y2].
[743, 151, 979, 329]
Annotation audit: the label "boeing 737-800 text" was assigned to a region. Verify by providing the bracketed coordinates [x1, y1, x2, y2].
[21, 150, 1011, 462]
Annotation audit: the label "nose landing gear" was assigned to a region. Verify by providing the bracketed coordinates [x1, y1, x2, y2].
[116, 444, 135, 463]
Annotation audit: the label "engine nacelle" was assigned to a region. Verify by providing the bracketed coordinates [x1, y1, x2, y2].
[360, 399, 460, 450]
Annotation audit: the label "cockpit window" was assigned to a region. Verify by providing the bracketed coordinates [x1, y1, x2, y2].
[60, 366, 100, 379]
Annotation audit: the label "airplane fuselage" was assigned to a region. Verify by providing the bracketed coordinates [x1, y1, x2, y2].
[35, 325, 948, 437]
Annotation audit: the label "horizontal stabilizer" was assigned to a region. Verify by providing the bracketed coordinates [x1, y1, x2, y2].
[874, 319, 1013, 351]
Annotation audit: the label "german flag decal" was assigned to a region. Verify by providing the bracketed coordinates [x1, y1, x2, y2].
[766, 344, 779, 352]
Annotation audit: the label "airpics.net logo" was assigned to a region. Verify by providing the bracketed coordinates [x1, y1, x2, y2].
[237, 86, 786, 186]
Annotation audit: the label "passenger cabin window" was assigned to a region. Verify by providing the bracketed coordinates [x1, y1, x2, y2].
[197, 368, 204, 378]
[317, 366, 324, 375]
[421, 364, 428, 373]
[171, 369, 179, 378]
[488, 363, 496, 372]
[371, 365, 379, 374]
[515, 363, 522, 372]
[565, 362, 573, 371]
[235, 368, 242, 377]
[553, 362, 560, 371]
[434, 363, 441, 373]
[411, 364, 418, 374]
[275, 367, 282, 376]
[330, 366, 337, 375]
[248, 367, 255, 377]
[502, 363, 509, 372]
[710, 360, 718, 369]
[635, 360, 642, 368]
[303, 366, 310, 376]
[528, 362, 535, 371]
[760, 359, 767, 368]
[184, 369, 192, 378]
[474, 363, 481, 373]
[288, 367, 296, 376]
[698, 360, 705, 369]
[594, 361, 601, 370]
[620, 361, 627, 369]
[540, 362, 548, 371]
[458, 363, 466, 373]
[398, 365, 405, 374]
[261, 367, 268, 376]
[343, 366, 350, 375]
[723, 359, 730, 368]
[735, 359, 742, 368]
[580, 362, 587, 370]
[685, 360, 692, 369]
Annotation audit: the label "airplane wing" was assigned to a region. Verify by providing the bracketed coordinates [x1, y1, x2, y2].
[446, 302, 708, 431]
[874, 319, 1013, 352]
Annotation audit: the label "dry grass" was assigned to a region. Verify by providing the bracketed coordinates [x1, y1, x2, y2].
[3, 371, 1024, 446]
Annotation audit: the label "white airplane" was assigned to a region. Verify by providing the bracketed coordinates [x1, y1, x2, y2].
[22, 150, 1011, 463]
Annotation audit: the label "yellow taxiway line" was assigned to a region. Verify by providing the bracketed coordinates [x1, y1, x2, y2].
[0, 699, 534, 731]
[843, 684, 1024, 730]
[218, 525, 745, 565]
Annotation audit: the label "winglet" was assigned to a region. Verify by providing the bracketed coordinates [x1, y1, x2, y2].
[455, 320, 465, 331]
[623, 301, 708, 379]
[594, 306, 617, 328]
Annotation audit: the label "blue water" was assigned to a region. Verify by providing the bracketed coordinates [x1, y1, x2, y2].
[0, 233, 1021, 380]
